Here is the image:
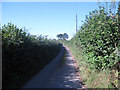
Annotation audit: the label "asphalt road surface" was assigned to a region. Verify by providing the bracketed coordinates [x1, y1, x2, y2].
[45, 47, 83, 88]
[23, 46, 84, 88]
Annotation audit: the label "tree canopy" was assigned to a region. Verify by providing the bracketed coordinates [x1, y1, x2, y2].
[56, 33, 69, 40]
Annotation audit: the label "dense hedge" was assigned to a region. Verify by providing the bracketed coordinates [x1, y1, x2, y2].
[2, 23, 61, 88]
[74, 4, 120, 70]
[60, 2, 119, 88]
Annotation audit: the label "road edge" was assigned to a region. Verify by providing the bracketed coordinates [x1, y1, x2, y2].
[22, 44, 65, 88]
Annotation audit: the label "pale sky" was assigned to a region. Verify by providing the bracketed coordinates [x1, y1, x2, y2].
[1, 1, 119, 39]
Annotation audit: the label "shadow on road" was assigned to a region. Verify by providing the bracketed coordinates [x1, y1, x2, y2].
[22, 46, 84, 88]
[45, 47, 83, 88]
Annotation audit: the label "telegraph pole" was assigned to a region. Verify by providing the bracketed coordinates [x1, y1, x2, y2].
[76, 14, 78, 33]
[118, 1, 120, 32]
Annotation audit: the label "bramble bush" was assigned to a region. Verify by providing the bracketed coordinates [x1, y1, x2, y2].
[2, 23, 61, 88]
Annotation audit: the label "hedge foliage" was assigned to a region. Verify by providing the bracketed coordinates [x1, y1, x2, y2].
[61, 2, 119, 88]
[2, 23, 61, 88]
[74, 3, 120, 70]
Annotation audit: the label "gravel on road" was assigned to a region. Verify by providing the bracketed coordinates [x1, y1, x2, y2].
[22, 46, 85, 89]
[45, 46, 84, 88]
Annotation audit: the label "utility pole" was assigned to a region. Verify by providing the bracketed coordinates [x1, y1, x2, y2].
[76, 14, 78, 33]
[118, 1, 120, 32]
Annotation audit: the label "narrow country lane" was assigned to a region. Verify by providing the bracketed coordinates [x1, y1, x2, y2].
[23, 46, 85, 88]
[45, 46, 84, 88]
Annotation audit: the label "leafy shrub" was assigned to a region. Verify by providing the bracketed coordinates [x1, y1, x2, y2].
[61, 1, 119, 88]
[2, 23, 61, 88]
[74, 3, 119, 69]
[70, 2, 120, 70]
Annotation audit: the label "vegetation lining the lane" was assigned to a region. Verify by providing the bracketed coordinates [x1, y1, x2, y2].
[62, 39, 118, 88]
[61, 1, 119, 88]
[2, 23, 61, 88]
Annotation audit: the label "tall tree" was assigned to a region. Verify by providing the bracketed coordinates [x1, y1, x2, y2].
[56, 34, 63, 39]
[56, 33, 69, 40]
[63, 33, 69, 39]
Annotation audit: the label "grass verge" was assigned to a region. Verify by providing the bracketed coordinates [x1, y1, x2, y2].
[62, 40, 118, 88]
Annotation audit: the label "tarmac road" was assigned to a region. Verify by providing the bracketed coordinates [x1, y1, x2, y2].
[22, 46, 84, 88]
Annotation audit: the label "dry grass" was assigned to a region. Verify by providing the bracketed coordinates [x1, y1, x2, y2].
[63, 43, 118, 88]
